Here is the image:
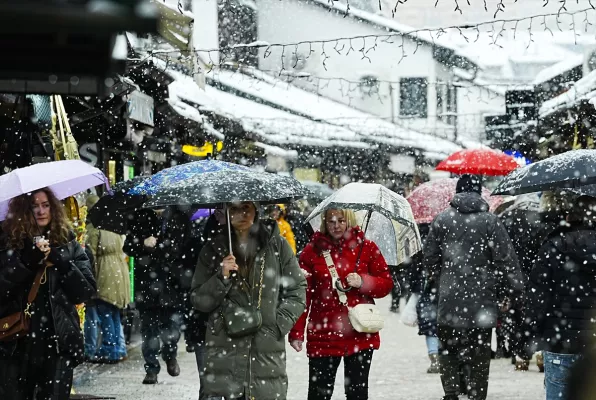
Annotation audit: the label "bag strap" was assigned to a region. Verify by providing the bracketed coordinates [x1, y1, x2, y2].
[322, 250, 348, 305]
[25, 267, 46, 315]
[256, 256, 265, 309]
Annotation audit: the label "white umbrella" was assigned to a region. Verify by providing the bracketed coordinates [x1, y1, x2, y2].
[305, 182, 421, 267]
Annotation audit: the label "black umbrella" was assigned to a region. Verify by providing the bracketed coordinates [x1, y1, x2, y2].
[142, 168, 312, 255]
[493, 150, 596, 196]
[87, 177, 147, 235]
[142, 169, 312, 209]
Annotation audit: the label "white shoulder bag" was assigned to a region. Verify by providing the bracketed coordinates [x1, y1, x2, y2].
[322, 250, 385, 333]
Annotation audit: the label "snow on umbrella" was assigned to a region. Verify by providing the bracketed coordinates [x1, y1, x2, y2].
[87, 177, 147, 235]
[0, 160, 109, 220]
[407, 178, 503, 224]
[436, 148, 520, 176]
[129, 159, 251, 196]
[305, 182, 422, 268]
[493, 149, 596, 196]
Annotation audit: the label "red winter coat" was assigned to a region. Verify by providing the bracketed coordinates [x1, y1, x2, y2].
[288, 227, 393, 358]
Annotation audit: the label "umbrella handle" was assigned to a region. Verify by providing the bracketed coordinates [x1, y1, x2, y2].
[226, 205, 233, 257]
[335, 280, 353, 292]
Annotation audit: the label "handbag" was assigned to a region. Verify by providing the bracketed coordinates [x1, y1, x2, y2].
[322, 250, 385, 334]
[222, 256, 266, 338]
[0, 267, 46, 342]
[400, 293, 420, 327]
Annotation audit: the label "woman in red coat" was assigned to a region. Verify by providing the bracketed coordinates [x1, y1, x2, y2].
[289, 209, 393, 400]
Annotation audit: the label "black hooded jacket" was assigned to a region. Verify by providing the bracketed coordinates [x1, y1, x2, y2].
[424, 192, 525, 329]
[524, 222, 596, 354]
[0, 233, 96, 365]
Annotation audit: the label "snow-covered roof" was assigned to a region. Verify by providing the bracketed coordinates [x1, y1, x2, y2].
[533, 53, 584, 85]
[208, 67, 466, 158]
[307, 0, 476, 68]
[539, 69, 596, 118]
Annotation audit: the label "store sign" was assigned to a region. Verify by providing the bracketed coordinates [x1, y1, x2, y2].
[182, 141, 224, 157]
[127, 91, 154, 127]
[504, 150, 531, 166]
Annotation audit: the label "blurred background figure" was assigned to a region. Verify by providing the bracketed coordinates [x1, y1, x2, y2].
[269, 204, 297, 254]
[84, 194, 131, 364]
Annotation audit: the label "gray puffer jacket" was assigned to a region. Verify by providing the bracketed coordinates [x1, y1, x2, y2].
[423, 192, 524, 329]
[191, 221, 306, 400]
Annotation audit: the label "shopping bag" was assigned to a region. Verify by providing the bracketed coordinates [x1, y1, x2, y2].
[400, 293, 420, 327]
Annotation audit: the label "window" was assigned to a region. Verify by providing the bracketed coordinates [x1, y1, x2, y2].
[437, 81, 457, 126]
[399, 78, 427, 118]
[359, 75, 379, 97]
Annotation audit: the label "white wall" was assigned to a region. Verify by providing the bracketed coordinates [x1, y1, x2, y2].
[456, 85, 506, 141]
[193, 0, 220, 65]
[256, 0, 437, 121]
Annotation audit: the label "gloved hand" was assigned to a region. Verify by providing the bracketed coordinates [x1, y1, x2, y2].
[19, 239, 46, 268]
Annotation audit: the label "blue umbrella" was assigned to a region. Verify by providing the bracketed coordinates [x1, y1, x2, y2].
[129, 160, 251, 196]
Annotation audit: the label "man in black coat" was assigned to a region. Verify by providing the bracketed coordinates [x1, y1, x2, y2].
[522, 195, 596, 400]
[424, 175, 524, 400]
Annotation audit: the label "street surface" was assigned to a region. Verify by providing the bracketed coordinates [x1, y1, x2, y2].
[73, 297, 545, 400]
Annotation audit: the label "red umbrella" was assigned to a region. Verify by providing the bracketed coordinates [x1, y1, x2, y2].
[406, 178, 504, 224]
[436, 148, 519, 176]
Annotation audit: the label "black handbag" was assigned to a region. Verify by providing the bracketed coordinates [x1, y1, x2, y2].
[222, 256, 266, 338]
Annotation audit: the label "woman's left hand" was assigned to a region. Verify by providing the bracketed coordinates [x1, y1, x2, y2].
[346, 273, 362, 288]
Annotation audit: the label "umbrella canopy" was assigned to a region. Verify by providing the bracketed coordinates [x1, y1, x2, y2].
[436, 148, 519, 176]
[142, 168, 312, 208]
[0, 160, 108, 220]
[87, 177, 147, 235]
[493, 149, 596, 196]
[305, 183, 421, 267]
[129, 160, 251, 196]
[407, 178, 504, 224]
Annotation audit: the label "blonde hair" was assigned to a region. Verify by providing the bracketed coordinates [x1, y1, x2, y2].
[320, 209, 358, 235]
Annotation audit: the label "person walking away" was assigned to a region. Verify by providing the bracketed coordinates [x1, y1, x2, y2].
[270, 204, 297, 254]
[85, 194, 131, 363]
[0, 188, 96, 399]
[123, 208, 183, 384]
[521, 195, 596, 400]
[289, 209, 394, 400]
[424, 175, 524, 400]
[191, 202, 306, 400]
[406, 224, 440, 373]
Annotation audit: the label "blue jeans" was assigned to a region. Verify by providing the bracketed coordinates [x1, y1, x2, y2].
[96, 301, 124, 361]
[141, 309, 182, 374]
[426, 336, 440, 355]
[544, 351, 581, 400]
[117, 321, 127, 359]
[84, 305, 100, 358]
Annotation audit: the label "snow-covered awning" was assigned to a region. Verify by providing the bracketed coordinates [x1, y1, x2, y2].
[539, 70, 596, 118]
[207, 68, 463, 159]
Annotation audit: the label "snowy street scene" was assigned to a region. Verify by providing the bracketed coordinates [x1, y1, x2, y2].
[1, 1, 596, 400]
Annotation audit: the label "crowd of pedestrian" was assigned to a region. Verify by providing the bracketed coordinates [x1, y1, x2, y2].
[1, 171, 595, 400]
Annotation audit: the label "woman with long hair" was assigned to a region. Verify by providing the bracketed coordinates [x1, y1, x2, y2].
[191, 201, 306, 400]
[289, 209, 393, 400]
[0, 188, 96, 400]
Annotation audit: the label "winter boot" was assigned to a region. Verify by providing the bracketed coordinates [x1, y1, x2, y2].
[536, 352, 545, 373]
[143, 372, 158, 384]
[166, 359, 181, 377]
[427, 354, 440, 374]
[514, 356, 530, 371]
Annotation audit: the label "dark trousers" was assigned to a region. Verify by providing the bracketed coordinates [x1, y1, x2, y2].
[195, 342, 206, 400]
[308, 349, 374, 400]
[140, 308, 182, 374]
[0, 352, 73, 400]
[438, 326, 491, 400]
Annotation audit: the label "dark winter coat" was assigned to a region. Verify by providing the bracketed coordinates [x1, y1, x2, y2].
[123, 208, 192, 311]
[191, 220, 306, 400]
[0, 233, 96, 366]
[424, 192, 524, 329]
[289, 227, 394, 357]
[524, 222, 596, 355]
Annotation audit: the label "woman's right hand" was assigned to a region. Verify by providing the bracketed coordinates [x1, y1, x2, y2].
[290, 340, 303, 352]
[36, 239, 51, 260]
[221, 255, 239, 279]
